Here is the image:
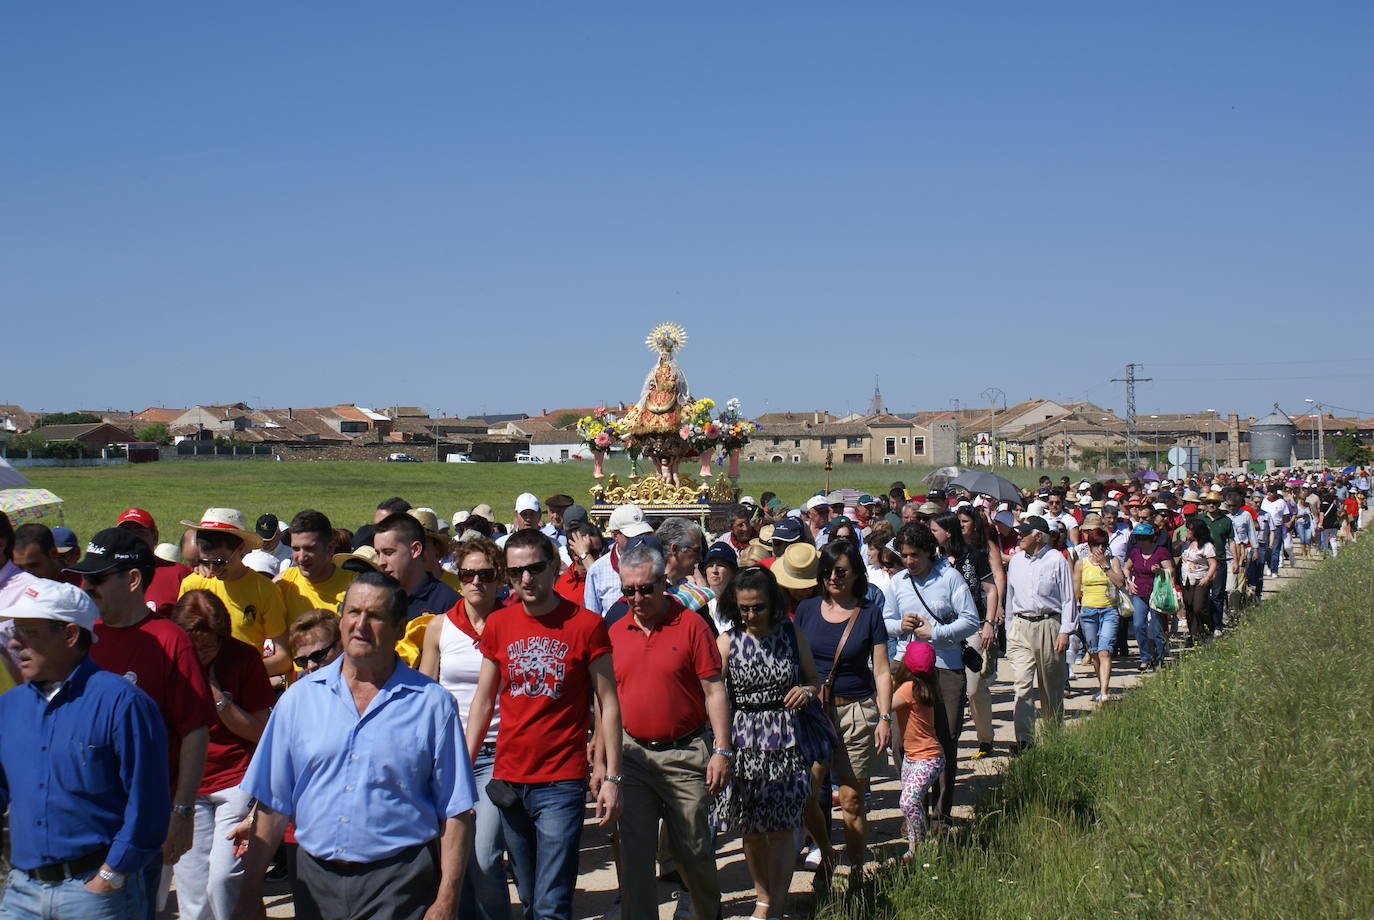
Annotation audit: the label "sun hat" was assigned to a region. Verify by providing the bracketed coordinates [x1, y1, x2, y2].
[1080, 513, 1103, 530]
[1201, 490, 1224, 503]
[471, 503, 496, 520]
[334, 545, 380, 573]
[1132, 523, 1156, 536]
[902, 640, 936, 675]
[407, 508, 442, 534]
[607, 504, 652, 537]
[452, 510, 471, 528]
[1181, 489, 1201, 502]
[916, 501, 941, 515]
[154, 542, 181, 564]
[773, 543, 821, 590]
[180, 508, 263, 549]
[5, 579, 100, 638]
[750, 523, 776, 551]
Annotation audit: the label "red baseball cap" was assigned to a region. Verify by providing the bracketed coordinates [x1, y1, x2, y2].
[115, 508, 156, 529]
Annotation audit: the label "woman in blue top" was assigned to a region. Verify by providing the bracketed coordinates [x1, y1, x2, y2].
[793, 539, 891, 888]
[882, 523, 979, 826]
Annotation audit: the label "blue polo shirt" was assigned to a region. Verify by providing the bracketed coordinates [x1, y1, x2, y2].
[241, 655, 477, 863]
[0, 655, 170, 873]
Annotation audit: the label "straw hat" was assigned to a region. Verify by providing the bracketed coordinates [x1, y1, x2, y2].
[334, 545, 380, 573]
[749, 523, 775, 552]
[179, 508, 263, 549]
[773, 543, 820, 590]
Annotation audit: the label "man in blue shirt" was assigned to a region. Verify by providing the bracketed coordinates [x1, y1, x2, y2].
[0, 579, 169, 920]
[230, 571, 476, 920]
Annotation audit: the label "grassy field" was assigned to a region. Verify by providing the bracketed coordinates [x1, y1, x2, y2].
[825, 538, 1374, 920]
[17, 459, 1078, 542]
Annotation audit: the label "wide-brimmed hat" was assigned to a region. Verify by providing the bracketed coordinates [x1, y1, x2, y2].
[334, 545, 380, 573]
[1200, 490, 1224, 503]
[1181, 489, 1201, 502]
[750, 523, 776, 551]
[180, 508, 263, 549]
[773, 543, 820, 590]
[916, 501, 941, 516]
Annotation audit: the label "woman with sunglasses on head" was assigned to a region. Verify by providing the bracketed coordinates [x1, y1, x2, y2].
[793, 539, 892, 892]
[418, 537, 511, 920]
[713, 566, 822, 920]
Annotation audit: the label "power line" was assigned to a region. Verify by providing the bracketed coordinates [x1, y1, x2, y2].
[1147, 358, 1369, 368]
[1150, 372, 1374, 383]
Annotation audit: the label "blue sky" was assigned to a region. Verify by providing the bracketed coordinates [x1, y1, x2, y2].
[4, 3, 1371, 421]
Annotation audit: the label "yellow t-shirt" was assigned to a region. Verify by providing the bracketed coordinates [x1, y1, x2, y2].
[1080, 560, 1113, 609]
[0, 661, 14, 695]
[180, 572, 288, 650]
[277, 565, 357, 626]
[439, 570, 463, 594]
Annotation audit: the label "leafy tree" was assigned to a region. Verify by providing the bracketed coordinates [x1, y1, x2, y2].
[1330, 428, 1374, 466]
[35, 411, 102, 427]
[135, 423, 172, 445]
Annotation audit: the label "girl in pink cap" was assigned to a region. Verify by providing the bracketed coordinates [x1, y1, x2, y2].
[891, 641, 944, 855]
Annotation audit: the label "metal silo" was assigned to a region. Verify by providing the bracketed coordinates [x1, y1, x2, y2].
[1249, 408, 1297, 465]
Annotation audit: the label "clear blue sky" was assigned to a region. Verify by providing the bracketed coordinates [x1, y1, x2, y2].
[4, 3, 1371, 421]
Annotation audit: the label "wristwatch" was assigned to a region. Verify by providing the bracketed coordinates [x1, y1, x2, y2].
[172, 803, 195, 818]
[880, 713, 894, 723]
[712, 747, 734, 760]
[604, 774, 624, 785]
[215, 691, 233, 712]
[97, 868, 126, 889]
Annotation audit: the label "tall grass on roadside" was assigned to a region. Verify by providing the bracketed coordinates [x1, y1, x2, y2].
[824, 538, 1374, 920]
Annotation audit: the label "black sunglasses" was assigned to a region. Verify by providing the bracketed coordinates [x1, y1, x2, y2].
[621, 584, 658, 596]
[507, 560, 552, 580]
[737, 603, 769, 614]
[292, 641, 337, 669]
[200, 556, 231, 568]
[459, 568, 498, 583]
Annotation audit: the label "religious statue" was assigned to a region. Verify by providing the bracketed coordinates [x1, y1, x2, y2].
[620, 323, 694, 484]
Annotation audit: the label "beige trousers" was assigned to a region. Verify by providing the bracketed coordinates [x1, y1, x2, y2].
[1006, 615, 1066, 744]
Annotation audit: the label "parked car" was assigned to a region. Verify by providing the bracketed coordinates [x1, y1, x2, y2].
[445, 453, 475, 463]
[514, 452, 546, 464]
[387, 452, 422, 463]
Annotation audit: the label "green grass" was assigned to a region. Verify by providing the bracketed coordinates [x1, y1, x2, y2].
[17, 460, 1076, 543]
[827, 540, 1374, 920]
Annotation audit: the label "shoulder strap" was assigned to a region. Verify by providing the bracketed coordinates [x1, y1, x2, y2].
[823, 607, 861, 689]
[906, 571, 944, 623]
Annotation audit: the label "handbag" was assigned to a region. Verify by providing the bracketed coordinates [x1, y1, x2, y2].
[907, 572, 983, 672]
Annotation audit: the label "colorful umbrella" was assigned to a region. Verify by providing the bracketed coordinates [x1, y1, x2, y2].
[0, 488, 64, 524]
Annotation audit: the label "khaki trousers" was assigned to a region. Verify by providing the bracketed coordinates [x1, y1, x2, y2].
[619, 733, 720, 920]
[1006, 615, 1066, 744]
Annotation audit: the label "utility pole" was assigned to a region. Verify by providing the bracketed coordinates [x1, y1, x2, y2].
[1111, 364, 1152, 467]
[1206, 409, 1217, 472]
[981, 387, 1005, 469]
[1306, 399, 1324, 466]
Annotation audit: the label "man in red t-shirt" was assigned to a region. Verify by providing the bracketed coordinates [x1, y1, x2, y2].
[467, 529, 622, 920]
[69, 527, 217, 906]
[114, 507, 192, 615]
[607, 541, 729, 920]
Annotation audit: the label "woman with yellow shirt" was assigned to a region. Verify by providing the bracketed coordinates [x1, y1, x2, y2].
[1073, 525, 1126, 702]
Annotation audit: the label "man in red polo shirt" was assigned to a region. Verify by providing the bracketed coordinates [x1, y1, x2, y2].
[606, 541, 730, 920]
[114, 507, 193, 615]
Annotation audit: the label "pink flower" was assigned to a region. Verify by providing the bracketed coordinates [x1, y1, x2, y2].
[594, 431, 612, 449]
[679, 426, 693, 440]
[594, 406, 608, 419]
[704, 422, 721, 439]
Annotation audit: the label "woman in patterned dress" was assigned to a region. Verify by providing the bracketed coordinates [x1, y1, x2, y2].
[713, 566, 822, 920]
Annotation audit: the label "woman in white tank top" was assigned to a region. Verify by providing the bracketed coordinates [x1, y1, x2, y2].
[419, 538, 508, 920]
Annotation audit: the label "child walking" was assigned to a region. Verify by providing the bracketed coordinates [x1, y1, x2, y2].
[891, 641, 945, 855]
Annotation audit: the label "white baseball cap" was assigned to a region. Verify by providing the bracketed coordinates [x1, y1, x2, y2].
[452, 510, 471, 528]
[607, 504, 652, 537]
[5, 579, 100, 639]
[243, 550, 280, 576]
[515, 493, 541, 514]
[803, 495, 829, 512]
[740, 496, 756, 507]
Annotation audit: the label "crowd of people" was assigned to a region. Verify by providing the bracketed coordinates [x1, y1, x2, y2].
[0, 465, 1366, 920]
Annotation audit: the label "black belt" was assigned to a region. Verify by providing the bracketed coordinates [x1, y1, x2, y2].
[735, 699, 785, 712]
[626, 726, 705, 752]
[26, 850, 105, 883]
[1014, 611, 1061, 622]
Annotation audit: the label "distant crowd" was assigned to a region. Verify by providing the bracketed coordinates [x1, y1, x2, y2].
[0, 464, 1366, 920]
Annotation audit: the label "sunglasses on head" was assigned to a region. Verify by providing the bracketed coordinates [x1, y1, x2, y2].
[292, 641, 337, 669]
[507, 559, 551, 580]
[458, 568, 497, 584]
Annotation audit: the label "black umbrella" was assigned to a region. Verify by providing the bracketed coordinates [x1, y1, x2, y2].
[947, 470, 1025, 506]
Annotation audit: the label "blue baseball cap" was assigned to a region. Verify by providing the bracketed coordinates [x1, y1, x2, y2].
[770, 517, 804, 546]
[1131, 523, 1156, 536]
[50, 526, 78, 553]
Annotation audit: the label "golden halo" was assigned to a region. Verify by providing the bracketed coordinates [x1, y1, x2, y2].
[645, 322, 688, 356]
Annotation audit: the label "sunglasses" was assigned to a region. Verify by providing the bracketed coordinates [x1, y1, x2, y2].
[458, 568, 498, 584]
[507, 560, 551, 580]
[621, 584, 658, 596]
[737, 603, 769, 614]
[292, 641, 337, 669]
[199, 556, 231, 568]
[826, 568, 852, 580]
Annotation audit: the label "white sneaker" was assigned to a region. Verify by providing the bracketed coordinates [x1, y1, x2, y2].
[803, 845, 823, 869]
[672, 888, 693, 919]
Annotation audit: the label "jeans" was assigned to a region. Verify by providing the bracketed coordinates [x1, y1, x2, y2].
[1295, 518, 1312, 545]
[1208, 571, 1227, 631]
[1, 869, 147, 920]
[1078, 606, 1118, 654]
[1267, 527, 1286, 575]
[459, 747, 510, 920]
[499, 779, 587, 920]
[1246, 552, 1266, 600]
[173, 785, 253, 920]
[1129, 595, 1164, 666]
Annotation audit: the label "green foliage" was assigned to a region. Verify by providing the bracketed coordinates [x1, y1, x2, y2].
[826, 541, 1374, 920]
[1329, 428, 1373, 465]
[35, 411, 102, 427]
[134, 423, 172, 445]
[553, 412, 580, 429]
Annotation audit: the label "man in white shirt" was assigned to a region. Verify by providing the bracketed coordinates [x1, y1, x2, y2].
[1003, 516, 1076, 751]
[1043, 491, 1080, 545]
[1259, 485, 1290, 577]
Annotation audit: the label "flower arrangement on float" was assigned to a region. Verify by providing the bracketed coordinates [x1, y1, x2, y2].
[577, 407, 621, 478]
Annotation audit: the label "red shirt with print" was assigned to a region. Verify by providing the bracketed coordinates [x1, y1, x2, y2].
[200, 637, 276, 793]
[479, 597, 612, 783]
[91, 614, 218, 788]
[145, 562, 192, 616]
[553, 567, 587, 605]
[609, 598, 721, 742]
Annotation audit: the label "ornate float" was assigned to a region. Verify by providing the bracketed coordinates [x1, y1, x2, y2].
[577, 323, 757, 527]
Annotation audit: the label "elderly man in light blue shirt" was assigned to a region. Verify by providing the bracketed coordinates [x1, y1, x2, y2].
[231, 571, 477, 920]
[1004, 516, 1077, 750]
